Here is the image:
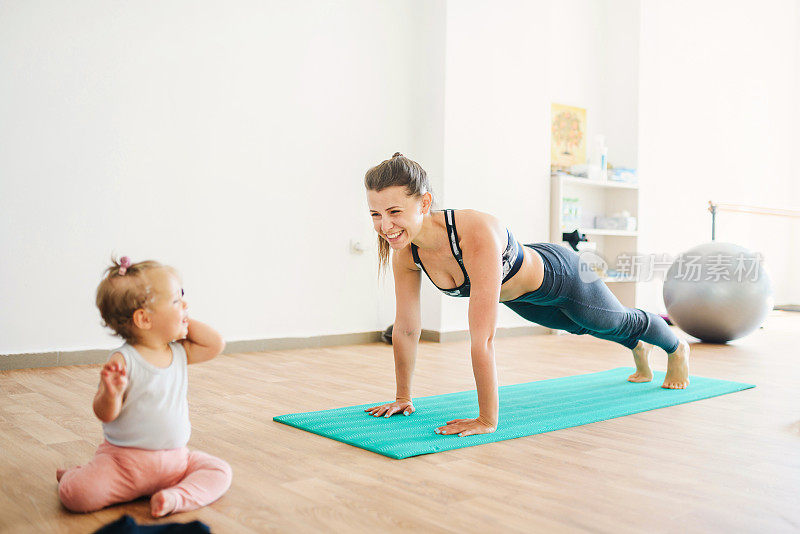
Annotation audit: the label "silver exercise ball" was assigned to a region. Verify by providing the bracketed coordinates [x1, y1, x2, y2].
[663, 242, 773, 343]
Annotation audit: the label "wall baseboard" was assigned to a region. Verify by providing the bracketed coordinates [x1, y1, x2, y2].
[421, 325, 550, 343]
[0, 349, 109, 372]
[0, 332, 383, 372]
[0, 326, 551, 371]
[223, 331, 384, 353]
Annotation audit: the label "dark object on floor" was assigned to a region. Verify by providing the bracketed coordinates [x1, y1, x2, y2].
[94, 515, 211, 534]
[660, 314, 673, 326]
[381, 324, 393, 344]
[560, 230, 588, 251]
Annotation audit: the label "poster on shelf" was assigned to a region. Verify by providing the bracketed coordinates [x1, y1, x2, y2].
[550, 103, 587, 172]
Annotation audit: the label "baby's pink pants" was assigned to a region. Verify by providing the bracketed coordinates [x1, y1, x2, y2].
[58, 440, 232, 514]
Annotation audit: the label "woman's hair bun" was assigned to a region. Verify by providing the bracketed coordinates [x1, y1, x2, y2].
[392, 152, 403, 158]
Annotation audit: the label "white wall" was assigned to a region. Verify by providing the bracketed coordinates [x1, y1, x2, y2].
[547, 0, 640, 171]
[637, 0, 800, 311]
[598, 0, 640, 169]
[548, 1, 606, 167]
[795, 3, 800, 305]
[437, 0, 640, 332]
[437, 0, 551, 332]
[0, 0, 444, 354]
[2, 1, 798, 355]
[380, 0, 448, 333]
[793, 2, 800, 306]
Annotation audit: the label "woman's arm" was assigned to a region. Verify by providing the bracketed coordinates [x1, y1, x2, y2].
[437, 214, 503, 436]
[391, 250, 422, 402]
[181, 319, 226, 364]
[366, 248, 422, 417]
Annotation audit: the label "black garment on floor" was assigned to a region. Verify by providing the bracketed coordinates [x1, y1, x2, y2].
[93, 515, 211, 534]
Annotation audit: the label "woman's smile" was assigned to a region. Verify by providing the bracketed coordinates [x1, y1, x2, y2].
[384, 229, 405, 243]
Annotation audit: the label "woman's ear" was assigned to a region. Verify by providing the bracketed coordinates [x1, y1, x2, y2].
[132, 309, 151, 331]
[421, 192, 433, 214]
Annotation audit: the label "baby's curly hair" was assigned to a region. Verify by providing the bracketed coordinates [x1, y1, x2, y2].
[95, 257, 177, 343]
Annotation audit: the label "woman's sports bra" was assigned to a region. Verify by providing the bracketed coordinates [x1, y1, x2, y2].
[410, 209, 524, 297]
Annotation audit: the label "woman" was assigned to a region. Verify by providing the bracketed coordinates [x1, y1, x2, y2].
[364, 153, 689, 437]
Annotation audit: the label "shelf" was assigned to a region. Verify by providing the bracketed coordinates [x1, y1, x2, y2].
[558, 175, 639, 190]
[577, 228, 638, 237]
[550, 173, 640, 308]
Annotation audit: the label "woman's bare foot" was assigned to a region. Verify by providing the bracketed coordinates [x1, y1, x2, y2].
[663, 339, 690, 389]
[628, 341, 654, 382]
[56, 468, 67, 482]
[150, 490, 178, 518]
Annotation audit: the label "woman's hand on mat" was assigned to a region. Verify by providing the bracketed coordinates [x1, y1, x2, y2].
[100, 361, 127, 397]
[365, 399, 415, 418]
[435, 417, 496, 437]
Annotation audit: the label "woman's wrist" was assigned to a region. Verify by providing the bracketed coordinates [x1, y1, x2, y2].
[396, 395, 412, 402]
[476, 414, 498, 428]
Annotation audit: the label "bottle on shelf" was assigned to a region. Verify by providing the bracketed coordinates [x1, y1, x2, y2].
[589, 134, 608, 181]
[561, 197, 581, 230]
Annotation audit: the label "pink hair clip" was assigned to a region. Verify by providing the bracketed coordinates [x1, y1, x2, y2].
[119, 256, 132, 275]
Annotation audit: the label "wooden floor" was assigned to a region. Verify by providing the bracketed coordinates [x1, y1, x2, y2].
[1, 313, 799, 533]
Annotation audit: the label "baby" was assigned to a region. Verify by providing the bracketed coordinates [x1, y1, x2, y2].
[57, 257, 232, 517]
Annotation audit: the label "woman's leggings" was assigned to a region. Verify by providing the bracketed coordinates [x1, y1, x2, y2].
[503, 243, 679, 353]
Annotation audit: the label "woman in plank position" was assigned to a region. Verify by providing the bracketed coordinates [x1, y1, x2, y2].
[364, 153, 689, 437]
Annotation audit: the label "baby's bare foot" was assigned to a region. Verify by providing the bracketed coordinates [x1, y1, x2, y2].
[150, 490, 178, 518]
[663, 339, 690, 389]
[56, 468, 67, 482]
[628, 341, 653, 382]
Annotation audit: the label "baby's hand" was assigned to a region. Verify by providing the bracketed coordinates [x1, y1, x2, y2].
[100, 361, 128, 397]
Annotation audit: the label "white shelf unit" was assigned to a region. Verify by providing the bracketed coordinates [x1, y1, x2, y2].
[550, 174, 640, 307]
[560, 175, 639, 190]
[579, 228, 638, 237]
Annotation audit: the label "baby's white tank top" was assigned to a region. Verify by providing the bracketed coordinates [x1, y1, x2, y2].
[102, 342, 191, 450]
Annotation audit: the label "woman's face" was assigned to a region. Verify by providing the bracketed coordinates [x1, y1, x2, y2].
[367, 186, 431, 250]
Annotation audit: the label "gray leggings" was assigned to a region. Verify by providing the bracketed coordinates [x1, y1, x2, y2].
[503, 243, 680, 353]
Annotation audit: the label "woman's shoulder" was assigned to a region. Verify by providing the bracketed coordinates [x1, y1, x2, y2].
[393, 244, 420, 271]
[452, 209, 505, 238]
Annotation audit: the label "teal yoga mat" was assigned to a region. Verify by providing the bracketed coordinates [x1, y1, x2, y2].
[273, 367, 754, 459]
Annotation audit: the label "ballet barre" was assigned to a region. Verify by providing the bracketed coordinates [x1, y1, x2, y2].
[708, 201, 800, 240]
